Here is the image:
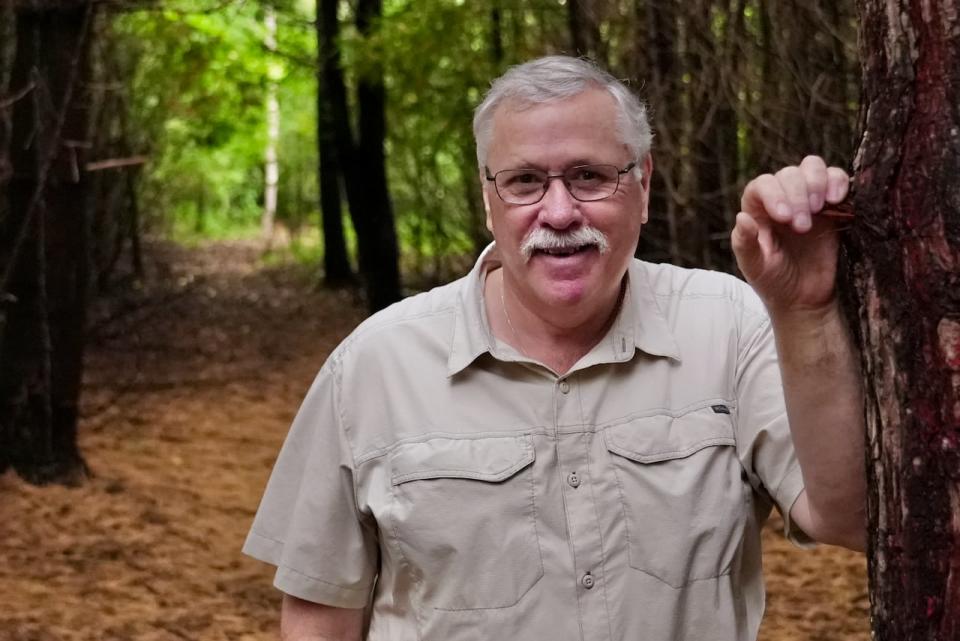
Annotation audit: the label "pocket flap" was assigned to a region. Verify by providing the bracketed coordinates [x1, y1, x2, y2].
[604, 408, 735, 464]
[390, 436, 534, 485]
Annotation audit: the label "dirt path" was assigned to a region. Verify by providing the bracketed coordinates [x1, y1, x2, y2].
[0, 242, 869, 640]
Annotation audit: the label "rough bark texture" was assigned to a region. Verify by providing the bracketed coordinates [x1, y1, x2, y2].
[843, 1, 960, 638]
[0, 2, 94, 484]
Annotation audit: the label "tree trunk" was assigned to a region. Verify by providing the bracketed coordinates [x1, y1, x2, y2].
[843, 1, 960, 638]
[567, 0, 604, 63]
[490, 1, 504, 67]
[0, 2, 94, 484]
[818, 0, 855, 166]
[635, 0, 681, 264]
[687, 0, 736, 270]
[320, 0, 400, 312]
[262, 6, 280, 249]
[0, 2, 15, 192]
[315, 0, 353, 286]
[354, 0, 401, 312]
[748, 0, 776, 172]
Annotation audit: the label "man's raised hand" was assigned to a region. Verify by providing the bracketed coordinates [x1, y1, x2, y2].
[731, 155, 851, 315]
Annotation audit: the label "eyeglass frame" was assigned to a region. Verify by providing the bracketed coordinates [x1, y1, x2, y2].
[483, 160, 639, 205]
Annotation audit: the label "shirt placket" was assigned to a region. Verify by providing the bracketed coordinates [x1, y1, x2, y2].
[554, 373, 612, 641]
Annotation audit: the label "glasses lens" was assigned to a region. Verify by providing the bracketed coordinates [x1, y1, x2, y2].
[565, 165, 619, 201]
[495, 169, 548, 204]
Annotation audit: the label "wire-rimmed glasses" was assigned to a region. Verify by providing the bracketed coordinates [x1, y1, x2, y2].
[484, 161, 637, 205]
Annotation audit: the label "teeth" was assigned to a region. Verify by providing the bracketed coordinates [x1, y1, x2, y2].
[541, 244, 589, 256]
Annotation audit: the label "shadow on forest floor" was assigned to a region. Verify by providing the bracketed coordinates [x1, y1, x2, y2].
[0, 240, 868, 641]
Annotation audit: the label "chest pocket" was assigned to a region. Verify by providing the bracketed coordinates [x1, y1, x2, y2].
[388, 436, 543, 611]
[603, 407, 747, 588]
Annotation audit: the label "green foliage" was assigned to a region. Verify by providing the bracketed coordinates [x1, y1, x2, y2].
[110, 0, 575, 279]
[112, 1, 315, 242]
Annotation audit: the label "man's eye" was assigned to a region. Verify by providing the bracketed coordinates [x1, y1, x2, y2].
[571, 168, 601, 183]
[504, 172, 542, 186]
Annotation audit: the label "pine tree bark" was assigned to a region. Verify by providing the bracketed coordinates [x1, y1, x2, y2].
[843, 1, 960, 638]
[0, 2, 94, 484]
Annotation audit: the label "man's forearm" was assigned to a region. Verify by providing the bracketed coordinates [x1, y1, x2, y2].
[280, 594, 364, 641]
[770, 302, 867, 549]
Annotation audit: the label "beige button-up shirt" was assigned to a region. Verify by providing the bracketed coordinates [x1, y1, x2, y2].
[244, 245, 807, 641]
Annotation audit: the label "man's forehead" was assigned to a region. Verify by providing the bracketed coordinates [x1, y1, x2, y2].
[486, 91, 625, 166]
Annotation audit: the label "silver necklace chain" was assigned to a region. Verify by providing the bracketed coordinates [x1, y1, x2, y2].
[500, 275, 527, 356]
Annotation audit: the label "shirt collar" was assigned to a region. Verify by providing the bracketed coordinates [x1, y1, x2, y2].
[616, 259, 683, 362]
[447, 243, 500, 376]
[446, 243, 682, 376]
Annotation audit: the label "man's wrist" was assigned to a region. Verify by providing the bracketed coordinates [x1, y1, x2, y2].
[767, 298, 845, 334]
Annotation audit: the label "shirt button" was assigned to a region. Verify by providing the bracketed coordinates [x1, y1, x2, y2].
[559, 380, 570, 394]
[581, 572, 595, 589]
[567, 472, 581, 488]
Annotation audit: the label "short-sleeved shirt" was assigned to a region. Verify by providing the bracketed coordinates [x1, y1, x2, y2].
[243, 244, 807, 641]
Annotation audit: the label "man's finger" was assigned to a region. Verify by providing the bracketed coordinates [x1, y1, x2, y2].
[774, 166, 812, 232]
[800, 156, 828, 212]
[826, 167, 851, 204]
[741, 174, 791, 225]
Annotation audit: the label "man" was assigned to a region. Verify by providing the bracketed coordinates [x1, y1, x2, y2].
[244, 56, 865, 641]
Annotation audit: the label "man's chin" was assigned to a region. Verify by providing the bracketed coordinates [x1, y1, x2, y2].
[529, 279, 594, 310]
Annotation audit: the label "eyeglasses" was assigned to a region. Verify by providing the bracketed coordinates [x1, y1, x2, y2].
[484, 161, 638, 205]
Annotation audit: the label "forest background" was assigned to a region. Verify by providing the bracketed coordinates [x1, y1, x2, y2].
[0, 0, 871, 640]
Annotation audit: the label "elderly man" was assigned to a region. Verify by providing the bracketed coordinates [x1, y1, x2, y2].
[244, 56, 865, 641]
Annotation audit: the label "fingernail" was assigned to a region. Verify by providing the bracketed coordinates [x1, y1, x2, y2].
[776, 203, 791, 220]
[795, 213, 811, 231]
[809, 193, 823, 211]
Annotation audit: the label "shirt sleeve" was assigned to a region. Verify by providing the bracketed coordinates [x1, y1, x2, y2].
[242, 355, 379, 607]
[733, 304, 815, 547]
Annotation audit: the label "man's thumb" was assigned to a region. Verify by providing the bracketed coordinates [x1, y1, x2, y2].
[731, 212, 764, 281]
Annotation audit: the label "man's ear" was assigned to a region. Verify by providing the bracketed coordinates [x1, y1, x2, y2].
[482, 185, 493, 232]
[639, 154, 654, 224]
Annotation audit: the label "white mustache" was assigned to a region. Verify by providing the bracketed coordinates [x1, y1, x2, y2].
[519, 226, 610, 262]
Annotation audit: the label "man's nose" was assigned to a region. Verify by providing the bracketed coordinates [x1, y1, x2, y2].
[538, 177, 581, 229]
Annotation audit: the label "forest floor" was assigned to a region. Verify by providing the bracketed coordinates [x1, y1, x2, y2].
[0, 240, 869, 641]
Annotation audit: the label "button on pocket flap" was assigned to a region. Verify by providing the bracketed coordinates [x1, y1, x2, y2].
[604, 409, 735, 464]
[390, 437, 534, 485]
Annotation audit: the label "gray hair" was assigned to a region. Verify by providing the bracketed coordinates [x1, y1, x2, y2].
[473, 55, 652, 170]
